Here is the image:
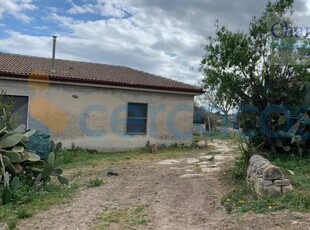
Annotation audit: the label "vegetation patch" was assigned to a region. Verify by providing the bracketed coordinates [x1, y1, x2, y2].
[194, 163, 202, 173]
[59, 144, 207, 170]
[16, 209, 33, 219]
[0, 182, 78, 226]
[97, 204, 150, 229]
[88, 177, 106, 188]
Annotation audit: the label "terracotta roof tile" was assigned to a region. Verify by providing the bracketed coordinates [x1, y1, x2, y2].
[0, 53, 203, 94]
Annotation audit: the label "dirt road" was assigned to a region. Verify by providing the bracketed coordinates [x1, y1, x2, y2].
[17, 140, 310, 230]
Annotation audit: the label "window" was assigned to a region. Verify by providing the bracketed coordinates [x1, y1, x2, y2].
[0, 95, 29, 127]
[126, 103, 148, 134]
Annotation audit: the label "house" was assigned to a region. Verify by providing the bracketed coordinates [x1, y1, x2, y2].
[0, 53, 204, 151]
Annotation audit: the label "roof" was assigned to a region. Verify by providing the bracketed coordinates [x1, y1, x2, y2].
[0, 53, 204, 94]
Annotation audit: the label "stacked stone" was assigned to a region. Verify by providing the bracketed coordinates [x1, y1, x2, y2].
[247, 155, 293, 197]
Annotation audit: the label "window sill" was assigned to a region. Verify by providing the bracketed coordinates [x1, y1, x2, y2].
[126, 132, 147, 136]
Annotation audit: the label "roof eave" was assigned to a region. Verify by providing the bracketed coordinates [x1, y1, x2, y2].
[0, 72, 205, 95]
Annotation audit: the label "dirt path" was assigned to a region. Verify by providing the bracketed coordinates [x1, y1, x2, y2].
[17, 140, 310, 230]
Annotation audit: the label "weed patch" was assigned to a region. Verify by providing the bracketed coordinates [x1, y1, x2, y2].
[16, 209, 32, 219]
[0, 182, 78, 226]
[88, 177, 106, 188]
[8, 219, 17, 230]
[97, 204, 150, 229]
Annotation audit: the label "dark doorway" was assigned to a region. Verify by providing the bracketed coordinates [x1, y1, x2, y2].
[0, 95, 29, 128]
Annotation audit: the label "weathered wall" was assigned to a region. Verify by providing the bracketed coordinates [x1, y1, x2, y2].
[247, 155, 293, 196]
[0, 78, 195, 151]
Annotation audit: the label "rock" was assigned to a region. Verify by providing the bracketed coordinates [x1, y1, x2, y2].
[248, 154, 293, 196]
[256, 162, 271, 175]
[257, 178, 273, 187]
[149, 144, 158, 153]
[0, 223, 8, 230]
[282, 184, 294, 192]
[264, 185, 282, 195]
[246, 168, 253, 183]
[107, 171, 119, 176]
[249, 155, 269, 166]
[158, 159, 180, 165]
[185, 158, 200, 164]
[146, 140, 158, 153]
[254, 179, 276, 197]
[197, 140, 206, 148]
[254, 182, 264, 197]
[262, 166, 284, 180]
[274, 179, 291, 187]
[179, 174, 204, 178]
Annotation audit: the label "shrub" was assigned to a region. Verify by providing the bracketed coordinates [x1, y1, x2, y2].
[16, 209, 32, 219]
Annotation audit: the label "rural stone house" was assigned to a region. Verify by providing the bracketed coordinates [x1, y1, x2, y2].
[0, 53, 203, 151]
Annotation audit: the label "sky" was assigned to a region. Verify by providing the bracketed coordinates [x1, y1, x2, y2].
[0, 0, 309, 85]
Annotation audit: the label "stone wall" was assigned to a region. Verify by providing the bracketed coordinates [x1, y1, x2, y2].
[247, 155, 293, 196]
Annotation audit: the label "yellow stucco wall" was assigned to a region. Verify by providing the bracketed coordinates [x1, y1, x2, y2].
[0, 78, 195, 151]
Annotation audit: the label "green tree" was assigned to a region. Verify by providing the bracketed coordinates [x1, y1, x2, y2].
[201, 0, 310, 113]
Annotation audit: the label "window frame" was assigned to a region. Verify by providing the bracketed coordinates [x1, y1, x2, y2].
[126, 102, 148, 135]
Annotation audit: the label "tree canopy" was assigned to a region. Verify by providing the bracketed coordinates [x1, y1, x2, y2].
[201, 0, 310, 112]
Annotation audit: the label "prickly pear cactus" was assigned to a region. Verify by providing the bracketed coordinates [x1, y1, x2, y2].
[0, 109, 69, 204]
[28, 132, 51, 159]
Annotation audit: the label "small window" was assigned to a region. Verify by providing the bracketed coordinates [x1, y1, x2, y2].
[126, 103, 148, 134]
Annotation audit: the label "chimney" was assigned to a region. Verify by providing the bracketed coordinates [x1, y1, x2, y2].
[51, 36, 57, 72]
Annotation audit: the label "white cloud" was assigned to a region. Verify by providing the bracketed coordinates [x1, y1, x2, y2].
[67, 0, 130, 18]
[45, 4, 204, 83]
[0, 0, 37, 23]
[68, 4, 96, 14]
[0, 31, 52, 57]
[96, 0, 130, 18]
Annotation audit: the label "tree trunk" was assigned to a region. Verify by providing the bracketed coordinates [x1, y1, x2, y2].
[207, 112, 212, 132]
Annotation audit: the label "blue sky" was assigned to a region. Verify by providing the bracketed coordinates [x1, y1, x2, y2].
[0, 0, 308, 85]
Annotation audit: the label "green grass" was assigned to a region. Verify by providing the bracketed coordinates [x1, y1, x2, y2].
[221, 153, 310, 213]
[16, 209, 33, 219]
[97, 204, 150, 229]
[8, 219, 17, 230]
[271, 155, 310, 191]
[0, 182, 78, 226]
[58, 145, 206, 169]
